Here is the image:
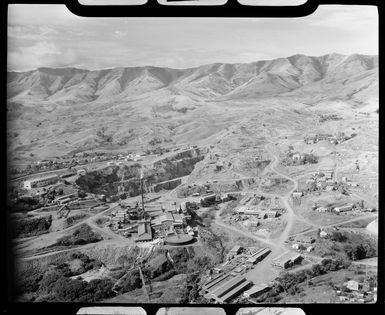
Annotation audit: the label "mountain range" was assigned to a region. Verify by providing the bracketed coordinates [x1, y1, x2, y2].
[7, 53, 378, 103]
[6, 53, 379, 163]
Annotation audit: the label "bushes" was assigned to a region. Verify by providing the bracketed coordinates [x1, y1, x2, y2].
[14, 215, 52, 237]
[116, 269, 142, 293]
[17, 252, 110, 302]
[152, 269, 177, 282]
[302, 153, 318, 164]
[330, 231, 348, 242]
[256, 258, 348, 302]
[343, 243, 376, 261]
[37, 274, 114, 302]
[55, 224, 102, 247]
[68, 252, 103, 274]
[8, 196, 43, 212]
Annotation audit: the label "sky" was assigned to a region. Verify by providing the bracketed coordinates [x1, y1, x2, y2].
[7, 4, 378, 71]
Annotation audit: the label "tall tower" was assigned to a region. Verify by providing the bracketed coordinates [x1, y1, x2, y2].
[140, 169, 146, 220]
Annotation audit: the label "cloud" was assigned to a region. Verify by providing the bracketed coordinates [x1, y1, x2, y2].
[306, 5, 378, 30]
[8, 25, 58, 41]
[8, 41, 80, 71]
[113, 30, 126, 38]
[6, 4, 378, 71]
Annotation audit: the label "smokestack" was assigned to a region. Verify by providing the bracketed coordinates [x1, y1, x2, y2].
[140, 169, 145, 219]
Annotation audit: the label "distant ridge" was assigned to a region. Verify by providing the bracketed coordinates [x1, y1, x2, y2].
[7, 53, 378, 103]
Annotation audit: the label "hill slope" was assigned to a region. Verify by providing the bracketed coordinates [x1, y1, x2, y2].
[7, 53, 378, 163]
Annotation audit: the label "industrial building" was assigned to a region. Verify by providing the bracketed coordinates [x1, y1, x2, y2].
[272, 252, 303, 269]
[152, 212, 184, 233]
[245, 248, 271, 265]
[23, 174, 59, 189]
[265, 210, 279, 218]
[200, 193, 217, 206]
[243, 283, 271, 299]
[135, 221, 153, 242]
[112, 208, 128, 224]
[203, 274, 233, 293]
[204, 275, 252, 303]
[228, 245, 242, 257]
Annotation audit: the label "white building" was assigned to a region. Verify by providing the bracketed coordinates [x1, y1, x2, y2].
[23, 174, 59, 189]
[320, 230, 328, 238]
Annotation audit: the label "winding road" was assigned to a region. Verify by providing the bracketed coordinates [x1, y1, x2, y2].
[213, 140, 378, 284]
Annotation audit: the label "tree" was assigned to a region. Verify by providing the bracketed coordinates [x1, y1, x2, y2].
[330, 231, 348, 242]
[78, 190, 86, 198]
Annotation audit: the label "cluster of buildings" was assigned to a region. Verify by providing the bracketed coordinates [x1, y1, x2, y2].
[291, 235, 316, 252]
[282, 151, 318, 166]
[202, 246, 271, 303]
[341, 176, 359, 187]
[232, 205, 282, 229]
[235, 206, 280, 219]
[109, 199, 197, 244]
[106, 153, 145, 166]
[304, 132, 351, 145]
[336, 279, 377, 303]
[314, 201, 375, 215]
[203, 275, 252, 303]
[306, 170, 335, 191]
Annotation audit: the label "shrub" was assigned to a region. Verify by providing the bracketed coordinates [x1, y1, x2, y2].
[56, 224, 102, 247]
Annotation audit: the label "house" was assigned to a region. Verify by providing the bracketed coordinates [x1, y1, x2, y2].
[77, 168, 87, 176]
[339, 296, 349, 302]
[306, 246, 314, 252]
[292, 153, 302, 160]
[292, 191, 303, 198]
[344, 280, 360, 291]
[229, 245, 242, 257]
[292, 244, 300, 250]
[352, 292, 364, 299]
[220, 193, 231, 202]
[265, 210, 278, 218]
[179, 201, 187, 213]
[335, 204, 353, 213]
[294, 235, 315, 244]
[320, 230, 328, 238]
[317, 207, 328, 213]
